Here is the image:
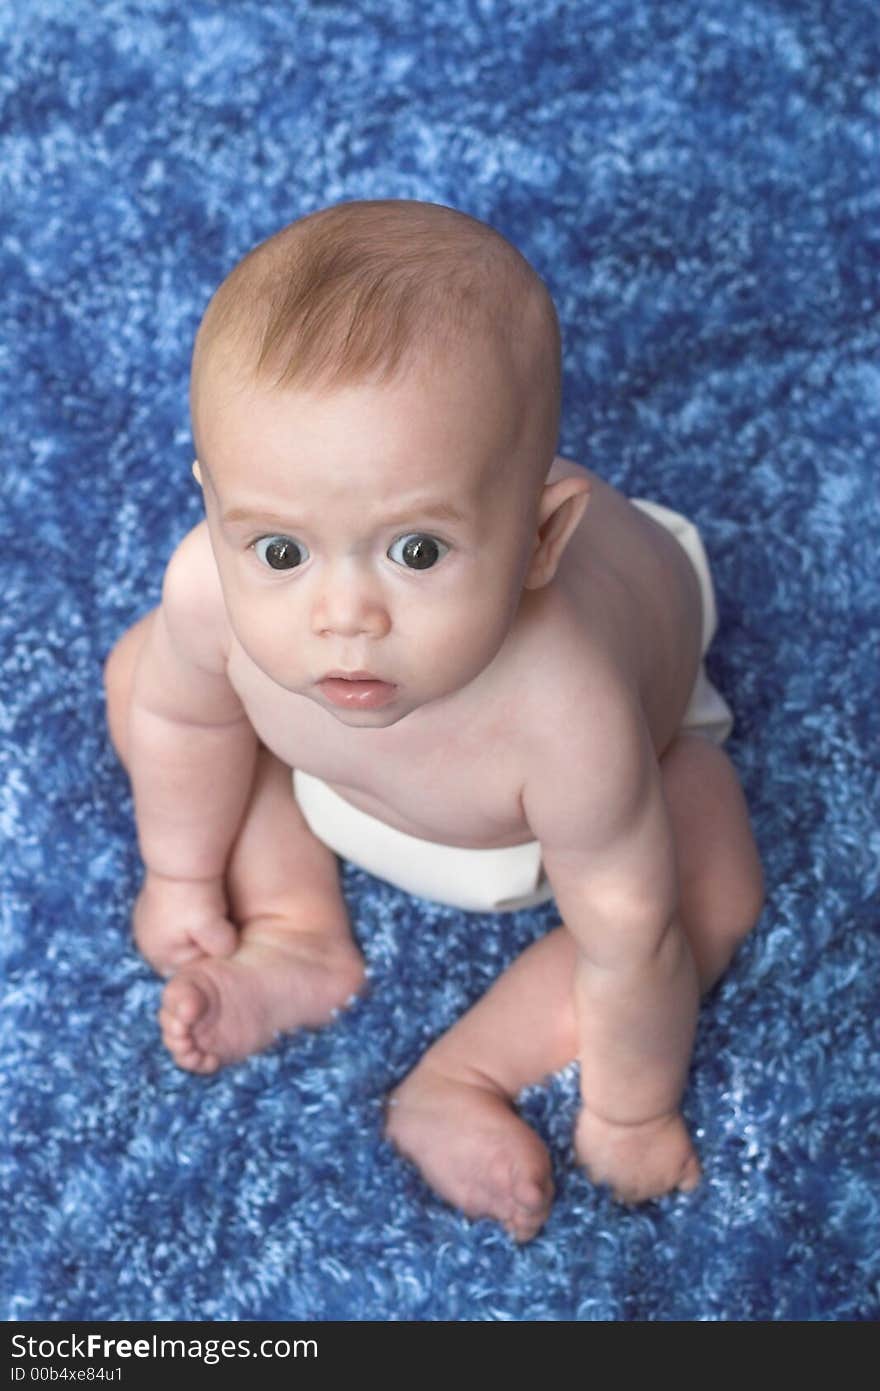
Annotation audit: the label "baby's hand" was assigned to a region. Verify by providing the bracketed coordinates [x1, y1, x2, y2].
[132, 870, 238, 977]
[574, 1107, 701, 1205]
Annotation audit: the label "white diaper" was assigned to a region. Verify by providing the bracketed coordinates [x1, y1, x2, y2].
[293, 499, 733, 913]
[629, 498, 734, 747]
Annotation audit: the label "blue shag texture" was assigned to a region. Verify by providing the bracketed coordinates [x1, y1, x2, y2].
[1, 0, 878, 1322]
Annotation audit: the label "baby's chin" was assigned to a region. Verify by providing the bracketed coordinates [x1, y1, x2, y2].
[322, 703, 410, 730]
[307, 686, 415, 730]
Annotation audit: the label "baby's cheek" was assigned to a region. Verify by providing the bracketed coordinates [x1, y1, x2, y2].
[432, 605, 508, 675]
[228, 600, 290, 669]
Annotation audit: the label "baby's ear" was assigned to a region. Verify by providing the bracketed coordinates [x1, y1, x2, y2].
[192, 459, 203, 486]
[523, 475, 591, 590]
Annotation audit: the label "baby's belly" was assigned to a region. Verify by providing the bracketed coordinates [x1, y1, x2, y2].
[314, 777, 536, 850]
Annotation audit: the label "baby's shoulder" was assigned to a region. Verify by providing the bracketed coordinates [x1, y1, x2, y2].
[160, 521, 231, 675]
[510, 583, 640, 763]
[513, 603, 651, 846]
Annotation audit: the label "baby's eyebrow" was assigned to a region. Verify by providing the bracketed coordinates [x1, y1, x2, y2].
[222, 507, 300, 528]
[221, 499, 469, 529]
[379, 499, 469, 527]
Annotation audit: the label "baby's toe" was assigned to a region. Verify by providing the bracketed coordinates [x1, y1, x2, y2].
[478, 1147, 552, 1242]
[159, 969, 223, 1073]
[513, 1169, 554, 1216]
[507, 1167, 554, 1242]
[162, 970, 215, 1027]
[158, 1015, 219, 1074]
[504, 1209, 546, 1243]
[677, 1153, 702, 1193]
[186, 1049, 221, 1075]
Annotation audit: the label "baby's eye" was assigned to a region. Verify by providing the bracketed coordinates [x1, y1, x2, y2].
[387, 533, 449, 570]
[253, 535, 309, 571]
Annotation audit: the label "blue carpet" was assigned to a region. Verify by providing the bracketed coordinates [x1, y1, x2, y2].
[1, 0, 878, 1322]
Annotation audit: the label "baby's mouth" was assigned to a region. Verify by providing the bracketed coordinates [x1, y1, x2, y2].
[316, 672, 397, 710]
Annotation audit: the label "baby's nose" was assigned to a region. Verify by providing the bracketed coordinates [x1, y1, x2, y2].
[310, 563, 391, 639]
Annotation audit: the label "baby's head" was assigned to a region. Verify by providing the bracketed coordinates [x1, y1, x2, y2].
[190, 200, 587, 726]
[193, 198, 561, 483]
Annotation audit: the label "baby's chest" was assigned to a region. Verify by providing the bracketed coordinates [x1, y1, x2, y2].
[232, 664, 533, 847]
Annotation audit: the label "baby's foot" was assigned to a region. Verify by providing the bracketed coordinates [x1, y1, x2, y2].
[158, 920, 365, 1073]
[385, 1063, 554, 1242]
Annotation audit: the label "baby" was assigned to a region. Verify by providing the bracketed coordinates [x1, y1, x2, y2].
[104, 199, 764, 1242]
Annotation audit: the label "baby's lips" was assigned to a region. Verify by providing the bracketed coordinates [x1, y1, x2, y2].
[317, 674, 397, 710]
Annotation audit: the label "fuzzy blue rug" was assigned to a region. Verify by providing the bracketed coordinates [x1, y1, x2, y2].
[1, 0, 878, 1322]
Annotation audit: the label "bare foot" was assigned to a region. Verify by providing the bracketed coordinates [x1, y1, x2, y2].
[158, 919, 365, 1073]
[385, 1064, 554, 1242]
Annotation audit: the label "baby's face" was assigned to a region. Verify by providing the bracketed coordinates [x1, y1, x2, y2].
[192, 345, 546, 728]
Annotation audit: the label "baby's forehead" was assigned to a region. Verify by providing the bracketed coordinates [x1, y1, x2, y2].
[194, 318, 547, 510]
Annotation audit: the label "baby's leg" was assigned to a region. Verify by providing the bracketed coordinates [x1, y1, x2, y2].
[159, 746, 365, 1071]
[657, 733, 765, 992]
[386, 925, 575, 1242]
[386, 734, 763, 1238]
[105, 613, 364, 1072]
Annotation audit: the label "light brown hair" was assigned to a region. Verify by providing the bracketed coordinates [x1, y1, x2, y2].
[195, 199, 560, 407]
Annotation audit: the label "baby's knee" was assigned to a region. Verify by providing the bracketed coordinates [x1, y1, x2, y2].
[738, 846, 765, 937]
[717, 848, 764, 963]
[103, 610, 156, 762]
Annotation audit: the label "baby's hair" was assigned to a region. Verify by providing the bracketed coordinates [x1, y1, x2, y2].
[195, 199, 560, 405]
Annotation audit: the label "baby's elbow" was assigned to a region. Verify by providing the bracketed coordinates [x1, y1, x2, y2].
[558, 881, 680, 969]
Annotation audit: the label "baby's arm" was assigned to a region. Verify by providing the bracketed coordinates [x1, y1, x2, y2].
[126, 526, 258, 971]
[523, 691, 700, 1201]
